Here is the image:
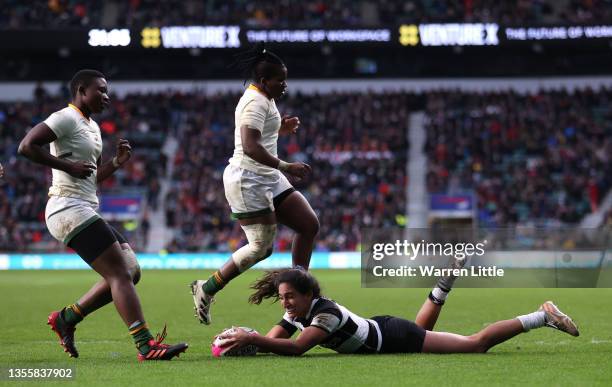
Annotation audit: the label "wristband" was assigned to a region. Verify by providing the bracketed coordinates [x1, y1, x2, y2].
[277, 160, 291, 171]
[112, 156, 121, 168]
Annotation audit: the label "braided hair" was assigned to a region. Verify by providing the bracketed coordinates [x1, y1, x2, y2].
[232, 42, 286, 85]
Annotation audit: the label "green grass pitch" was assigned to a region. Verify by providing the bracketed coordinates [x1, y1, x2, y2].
[1, 270, 611, 386]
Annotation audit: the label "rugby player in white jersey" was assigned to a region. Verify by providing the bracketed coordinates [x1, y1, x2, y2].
[18, 70, 187, 361]
[191, 44, 320, 325]
[218, 268, 579, 356]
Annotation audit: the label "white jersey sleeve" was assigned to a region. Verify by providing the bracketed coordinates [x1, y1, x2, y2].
[239, 99, 267, 132]
[45, 110, 77, 139]
[229, 86, 282, 176]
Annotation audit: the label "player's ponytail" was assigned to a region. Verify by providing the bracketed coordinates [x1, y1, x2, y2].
[249, 269, 281, 304]
[231, 42, 285, 85]
[249, 268, 321, 305]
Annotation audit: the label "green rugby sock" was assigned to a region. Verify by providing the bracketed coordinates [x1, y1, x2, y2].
[203, 271, 226, 295]
[60, 303, 84, 326]
[129, 321, 154, 354]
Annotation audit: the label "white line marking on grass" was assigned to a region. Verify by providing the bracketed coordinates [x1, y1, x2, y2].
[33, 340, 124, 344]
[537, 338, 612, 345]
[533, 340, 571, 346]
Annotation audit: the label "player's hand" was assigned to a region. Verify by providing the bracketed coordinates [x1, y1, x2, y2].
[0, 162, 3, 178]
[218, 328, 252, 350]
[285, 162, 312, 179]
[67, 161, 96, 179]
[115, 138, 132, 165]
[279, 116, 300, 135]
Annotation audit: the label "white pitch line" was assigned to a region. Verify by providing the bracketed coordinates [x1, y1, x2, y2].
[31, 340, 124, 344]
[590, 338, 612, 344]
[533, 340, 571, 346]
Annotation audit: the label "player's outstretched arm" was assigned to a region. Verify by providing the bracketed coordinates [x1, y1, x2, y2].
[255, 325, 293, 353]
[96, 138, 132, 183]
[266, 325, 292, 339]
[222, 325, 327, 356]
[18, 122, 95, 179]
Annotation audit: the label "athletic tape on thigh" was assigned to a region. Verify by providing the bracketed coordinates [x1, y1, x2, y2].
[122, 247, 139, 273]
[232, 223, 277, 272]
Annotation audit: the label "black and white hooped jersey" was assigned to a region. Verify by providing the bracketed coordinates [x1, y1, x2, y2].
[277, 297, 382, 354]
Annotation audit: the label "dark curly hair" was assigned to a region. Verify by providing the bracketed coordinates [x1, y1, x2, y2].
[70, 69, 105, 99]
[248, 268, 321, 305]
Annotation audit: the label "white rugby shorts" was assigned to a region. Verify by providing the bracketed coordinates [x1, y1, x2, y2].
[223, 164, 293, 219]
[45, 196, 101, 244]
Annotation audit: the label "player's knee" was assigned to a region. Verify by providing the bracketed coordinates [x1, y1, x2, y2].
[305, 216, 321, 238]
[250, 223, 276, 252]
[298, 215, 320, 238]
[122, 247, 141, 284]
[469, 334, 489, 353]
[107, 268, 133, 284]
[131, 264, 142, 285]
[250, 237, 273, 256]
[232, 223, 276, 272]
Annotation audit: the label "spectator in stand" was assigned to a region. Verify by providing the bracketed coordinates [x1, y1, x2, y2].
[1, 86, 609, 253]
[1, 1, 611, 30]
[424, 87, 611, 227]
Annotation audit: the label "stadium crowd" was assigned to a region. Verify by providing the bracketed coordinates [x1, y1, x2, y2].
[424, 87, 611, 227]
[0, 86, 165, 252]
[164, 91, 412, 253]
[1, 85, 609, 253]
[0, 86, 412, 253]
[1, 0, 610, 29]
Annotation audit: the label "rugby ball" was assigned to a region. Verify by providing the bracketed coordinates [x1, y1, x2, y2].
[211, 327, 259, 357]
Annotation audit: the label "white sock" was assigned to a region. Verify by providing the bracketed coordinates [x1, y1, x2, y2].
[431, 287, 449, 302]
[516, 311, 545, 331]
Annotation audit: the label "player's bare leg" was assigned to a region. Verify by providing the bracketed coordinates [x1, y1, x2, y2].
[415, 257, 468, 330]
[422, 301, 579, 353]
[414, 299, 443, 331]
[89, 242, 187, 360]
[88, 242, 146, 325]
[275, 191, 319, 270]
[192, 213, 276, 324]
[49, 244, 140, 358]
[422, 319, 524, 353]
[49, 242, 187, 359]
[75, 244, 141, 314]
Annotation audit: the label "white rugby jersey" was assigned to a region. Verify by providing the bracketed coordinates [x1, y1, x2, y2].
[278, 297, 382, 354]
[228, 84, 282, 176]
[44, 104, 102, 204]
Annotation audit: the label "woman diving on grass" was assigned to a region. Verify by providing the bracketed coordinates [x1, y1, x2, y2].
[217, 267, 579, 356]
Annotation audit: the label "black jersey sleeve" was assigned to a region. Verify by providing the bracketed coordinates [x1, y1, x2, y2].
[277, 319, 298, 336]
